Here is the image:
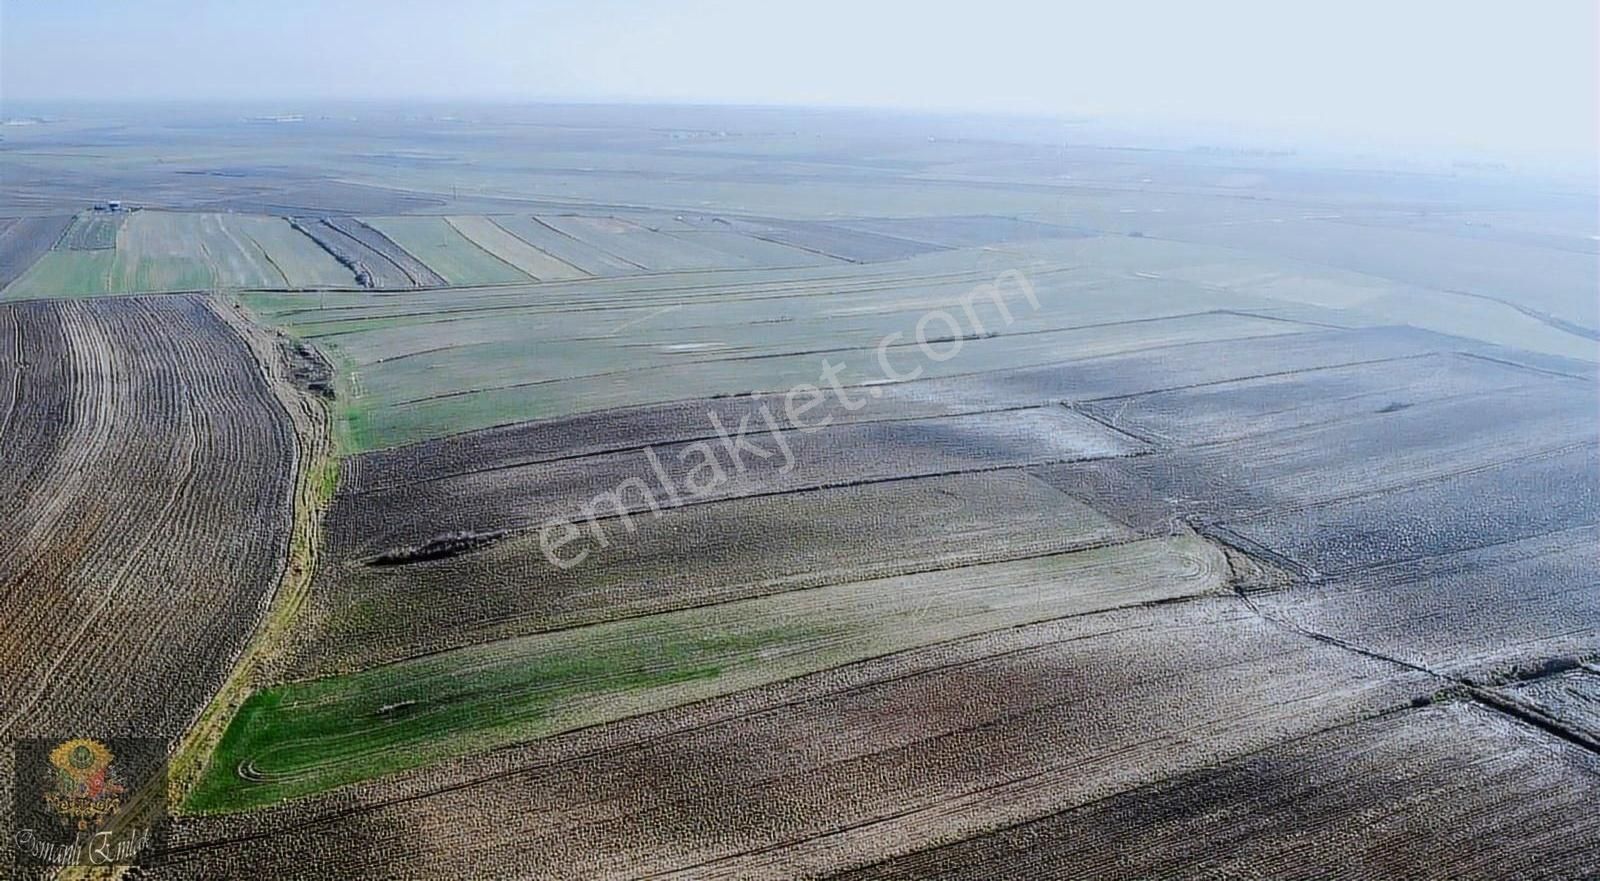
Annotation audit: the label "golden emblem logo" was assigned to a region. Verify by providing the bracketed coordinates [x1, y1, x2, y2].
[42, 738, 128, 831]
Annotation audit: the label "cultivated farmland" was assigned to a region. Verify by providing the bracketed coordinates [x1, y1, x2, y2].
[490, 214, 653, 274]
[0, 295, 297, 843]
[146, 599, 1438, 879]
[323, 217, 447, 286]
[0, 214, 71, 289]
[289, 217, 409, 288]
[243, 243, 1328, 451]
[287, 470, 1131, 673]
[835, 702, 1600, 880]
[95, 210, 215, 291]
[58, 211, 124, 249]
[189, 535, 1228, 812]
[363, 215, 530, 285]
[4, 211, 362, 296]
[218, 214, 358, 287]
[175, 278, 1596, 830]
[1, 103, 1595, 880]
[444, 215, 590, 281]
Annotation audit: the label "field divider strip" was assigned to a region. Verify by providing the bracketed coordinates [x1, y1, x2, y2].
[442, 215, 538, 282]
[482, 215, 592, 278]
[347, 402, 1051, 494]
[1438, 286, 1600, 341]
[532, 215, 649, 270]
[235, 222, 294, 288]
[273, 256, 1052, 312]
[635, 679, 1410, 881]
[1455, 348, 1598, 381]
[1078, 350, 1444, 405]
[346, 313, 1310, 455]
[165, 294, 336, 811]
[1063, 400, 1167, 447]
[1466, 688, 1600, 756]
[345, 218, 431, 286]
[348, 434, 1158, 552]
[1220, 531, 1600, 760]
[741, 229, 860, 263]
[1214, 440, 1600, 539]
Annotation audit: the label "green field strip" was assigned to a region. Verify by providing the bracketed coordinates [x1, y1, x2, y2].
[364, 215, 531, 286]
[185, 535, 1227, 812]
[4, 250, 119, 297]
[58, 212, 124, 250]
[447, 215, 590, 281]
[242, 215, 366, 288]
[494, 214, 648, 275]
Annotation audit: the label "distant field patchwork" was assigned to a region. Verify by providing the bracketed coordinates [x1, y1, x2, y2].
[444, 215, 588, 281]
[363, 215, 529, 285]
[4, 212, 363, 297]
[241, 241, 1323, 450]
[0, 215, 72, 289]
[22, 108, 1587, 881]
[58, 212, 124, 249]
[0, 209, 1085, 299]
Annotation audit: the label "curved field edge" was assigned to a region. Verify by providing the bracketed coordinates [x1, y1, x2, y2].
[166, 295, 338, 811]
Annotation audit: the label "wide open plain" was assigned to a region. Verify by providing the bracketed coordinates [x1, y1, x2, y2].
[0, 104, 1593, 879]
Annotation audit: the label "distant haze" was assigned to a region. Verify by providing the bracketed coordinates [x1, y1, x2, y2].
[3, 0, 1595, 163]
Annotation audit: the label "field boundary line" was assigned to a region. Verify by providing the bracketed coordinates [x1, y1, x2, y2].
[482, 215, 591, 277]
[350, 403, 1049, 494]
[272, 261, 1025, 310]
[336, 218, 432, 286]
[1078, 350, 1443, 405]
[1219, 439, 1599, 530]
[531, 214, 649, 270]
[650, 223, 854, 270]
[230, 218, 294, 288]
[344, 430, 1152, 543]
[340, 317, 1306, 454]
[330, 528, 1163, 676]
[1259, 520, 1600, 588]
[1146, 227, 1600, 344]
[378, 307, 1294, 408]
[281, 264, 1069, 326]
[1455, 348, 1598, 380]
[821, 698, 1456, 878]
[1439, 286, 1600, 341]
[1467, 688, 1600, 756]
[165, 294, 336, 811]
[442, 215, 537, 283]
[1225, 535, 1600, 760]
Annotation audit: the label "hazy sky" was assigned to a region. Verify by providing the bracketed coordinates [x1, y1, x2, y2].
[3, 0, 1595, 160]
